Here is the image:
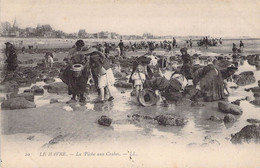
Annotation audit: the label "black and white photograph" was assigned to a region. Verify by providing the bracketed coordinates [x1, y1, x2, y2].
[1, 0, 260, 167]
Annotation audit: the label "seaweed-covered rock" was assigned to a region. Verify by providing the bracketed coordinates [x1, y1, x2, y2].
[98, 116, 112, 126]
[9, 92, 34, 102]
[50, 99, 59, 104]
[44, 78, 56, 84]
[218, 101, 243, 115]
[236, 71, 256, 86]
[46, 82, 68, 94]
[1, 97, 36, 110]
[155, 115, 188, 126]
[231, 100, 240, 106]
[224, 114, 236, 123]
[231, 125, 260, 144]
[247, 119, 260, 124]
[250, 99, 260, 106]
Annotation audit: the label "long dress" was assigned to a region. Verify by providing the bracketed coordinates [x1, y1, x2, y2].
[198, 65, 225, 102]
[60, 48, 90, 95]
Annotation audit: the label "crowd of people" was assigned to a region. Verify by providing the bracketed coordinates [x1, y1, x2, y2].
[3, 37, 243, 106]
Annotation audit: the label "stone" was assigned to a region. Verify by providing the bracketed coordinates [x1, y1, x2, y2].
[247, 119, 260, 124]
[44, 78, 55, 84]
[1, 97, 36, 110]
[46, 82, 68, 94]
[114, 81, 132, 89]
[0, 81, 19, 93]
[231, 100, 240, 106]
[31, 85, 40, 90]
[251, 87, 260, 93]
[236, 71, 256, 86]
[208, 115, 222, 122]
[48, 135, 65, 145]
[253, 93, 260, 98]
[155, 115, 188, 126]
[218, 101, 243, 115]
[114, 71, 127, 79]
[258, 80, 260, 87]
[250, 99, 260, 106]
[9, 92, 34, 102]
[231, 125, 260, 144]
[50, 99, 59, 104]
[24, 87, 44, 95]
[98, 115, 112, 126]
[224, 114, 236, 123]
[191, 101, 205, 107]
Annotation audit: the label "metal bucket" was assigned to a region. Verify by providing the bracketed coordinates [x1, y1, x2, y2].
[71, 64, 83, 78]
[138, 89, 158, 107]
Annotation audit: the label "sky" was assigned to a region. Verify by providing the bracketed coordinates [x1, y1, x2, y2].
[1, 0, 260, 37]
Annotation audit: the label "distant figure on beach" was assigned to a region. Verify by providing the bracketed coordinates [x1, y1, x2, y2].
[239, 40, 244, 49]
[189, 39, 193, 48]
[44, 52, 54, 68]
[219, 38, 222, 45]
[118, 40, 124, 57]
[205, 36, 208, 49]
[232, 43, 238, 53]
[5, 42, 18, 71]
[172, 37, 176, 48]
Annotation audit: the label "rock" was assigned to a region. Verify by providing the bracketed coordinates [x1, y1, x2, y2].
[218, 101, 243, 115]
[98, 115, 112, 126]
[9, 92, 34, 102]
[253, 93, 260, 98]
[247, 119, 260, 124]
[155, 115, 188, 126]
[131, 114, 155, 121]
[1, 97, 36, 110]
[251, 87, 260, 93]
[27, 136, 35, 140]
[31, 85, 40, 90]
[35, 88, 44, 94]
[208, 115, 222, 122]
[44, 78, 55, 84]
[114, 81, 132, 89]
[50, 99, 59, 104]
[258, 80, 260, 87]
[191, 101, 205, 107]
[224, 114, 236, 123]
[114, 71, 127, 79]
[46, 82, 68, 94]
[231, 100, 240, 106]
[24, 87, 44, 95]
[230, 86, 239, 89]
[0, 81, 19, 93]
[250, 99, 260, 106]
[236, 71, 256, 86]
[203, 135, 220, 146]
[231, 125, 260, 144]
[48, 135, 65, 145]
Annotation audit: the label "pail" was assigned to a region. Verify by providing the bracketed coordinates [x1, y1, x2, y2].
[138, 89, 158, 106]
[71, 64, 83, 78]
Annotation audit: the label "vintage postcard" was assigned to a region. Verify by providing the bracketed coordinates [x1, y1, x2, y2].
[1, 0, 260, 167]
